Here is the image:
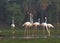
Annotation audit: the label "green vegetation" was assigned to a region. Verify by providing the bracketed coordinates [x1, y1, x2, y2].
[0, 0, 60, 25]
[0, 37, 60, 43]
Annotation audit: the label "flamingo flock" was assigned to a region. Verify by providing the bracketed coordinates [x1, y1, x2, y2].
[22, 13, 54, 37]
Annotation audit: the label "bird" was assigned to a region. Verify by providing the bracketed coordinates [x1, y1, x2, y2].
[22, 13, 33, 37]
[11, 24, 15, 28]
[41, 22, 48, 36]
[11, 17, 15, 28]
[41, 17, 47, 35]
[44, 17, 54, 28]
[32, 18, 40, 36]
[45, 17, 54, 36]
[41, 17, 54, 36]
[33, 19, 40, 26]
[11, 17, 15, 38]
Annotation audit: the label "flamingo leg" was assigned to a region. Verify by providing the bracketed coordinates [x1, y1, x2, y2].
[35, 26, 37, 36]
[32, 26, 38, 37]
[27, 26, 29, 37]
[47, 30, 50, 37]
[32, 27, 35, 37]
[26, 28, 28, 37]
[12, 27, 15, 38]
[48, 27, 50, 36]
[24, 26, 28, 37]
[46, 26, 50, 37]
[24, 27, 26, 37]
[43, 26, 45, 36]
[28, 26, 30, 37]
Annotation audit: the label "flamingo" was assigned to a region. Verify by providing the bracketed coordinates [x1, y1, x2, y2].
[11, 17, 15, 28]
[45, 17, 54, 36]
[11, 17, 15, 38]
[22, 13, 33, 37]
[32, 18, 40, 36]
[41, 21, 48, 36]
[41, 17, 54, 36]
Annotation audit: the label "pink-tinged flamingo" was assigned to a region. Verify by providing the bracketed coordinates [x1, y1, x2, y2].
[41, 17, 54, 36]
[32, 19, 40, 36]
[22, 13, 33, 37]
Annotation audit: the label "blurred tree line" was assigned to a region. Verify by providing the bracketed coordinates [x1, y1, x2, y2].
[0, 0, 60, 26]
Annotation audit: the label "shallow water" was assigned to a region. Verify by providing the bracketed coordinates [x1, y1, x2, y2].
[0, 35, 60, 39]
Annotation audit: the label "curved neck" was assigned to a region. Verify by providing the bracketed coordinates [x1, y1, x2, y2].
[45, 17, 47, 23]
[38, 18, 40, 23]
[12, 17, 14, 24]
[30, 13, 33, 23]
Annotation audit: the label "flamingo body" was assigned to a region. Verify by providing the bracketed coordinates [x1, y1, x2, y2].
[22, 22, 32, 27]
[41, 23, 47, 26]
[47, 24, 54, 28]
[11, 24, 15, 27]
[33, 22, 40, 26]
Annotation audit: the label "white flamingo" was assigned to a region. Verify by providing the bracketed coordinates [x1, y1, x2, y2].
[41, 21, 48, 36]
[32, 18, 40, 36]
[22, 13, 33, 37]
[11, 17, 15, 38]
[45, 17, 54, 36]
[41, 17, 54, 36]
[11, 17, 15, 28]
